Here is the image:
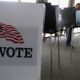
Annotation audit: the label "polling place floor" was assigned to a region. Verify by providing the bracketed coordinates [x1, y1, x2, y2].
[41, 30, 80, 80]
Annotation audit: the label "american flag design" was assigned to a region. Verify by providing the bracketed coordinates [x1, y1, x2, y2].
[0, 23, 24, 44]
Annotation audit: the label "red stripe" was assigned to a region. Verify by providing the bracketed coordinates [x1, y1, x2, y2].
[0, 35, 5, 38]
[5, 32, 22, 37]
[6, 37, 24, 43]
[0, 31, 5, 35]
[5, 34, 23, 40]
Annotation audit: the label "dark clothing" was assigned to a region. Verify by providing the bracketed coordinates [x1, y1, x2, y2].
[66, 26, 72, 46]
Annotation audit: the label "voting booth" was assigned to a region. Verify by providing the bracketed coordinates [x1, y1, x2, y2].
[43, 4, 63, 34]
[0, 2, 45, 80]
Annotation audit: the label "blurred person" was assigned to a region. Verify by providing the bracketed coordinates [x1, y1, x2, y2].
[66, 3, 80, 48]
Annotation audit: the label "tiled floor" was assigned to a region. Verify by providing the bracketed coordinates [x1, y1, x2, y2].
[41, 33, 80, 80]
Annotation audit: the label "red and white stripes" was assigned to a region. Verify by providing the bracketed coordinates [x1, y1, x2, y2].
[0, 24, 24, 44]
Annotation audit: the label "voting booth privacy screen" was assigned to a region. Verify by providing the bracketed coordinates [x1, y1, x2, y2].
[0, 2, 45, 80]
[55, 6, 63, 31]
[43, 3, 52, 33]
[43, 3, 63, 34]
[62, 7, 76, 27]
